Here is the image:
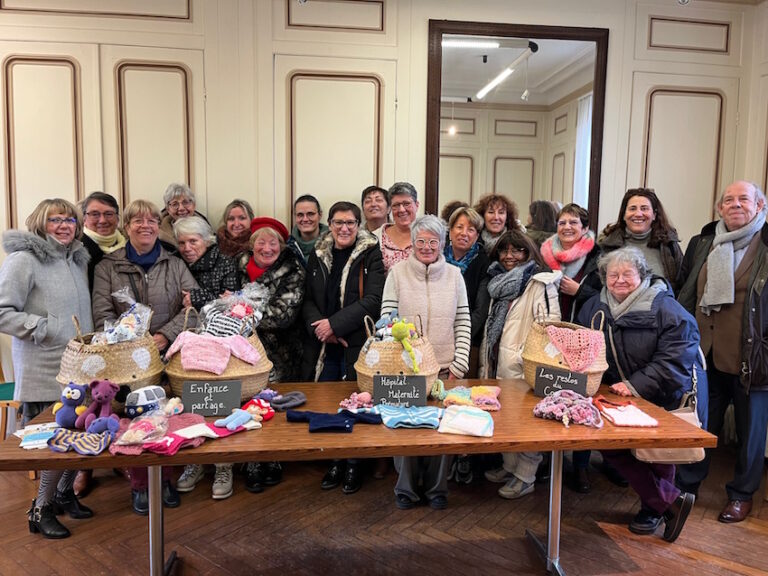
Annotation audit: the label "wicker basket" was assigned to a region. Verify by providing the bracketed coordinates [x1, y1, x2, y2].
[165, 309, 273, 401]
[56, 316, 164, 390]
[354, 316, 440, 395]
[521, 311, 608, 397]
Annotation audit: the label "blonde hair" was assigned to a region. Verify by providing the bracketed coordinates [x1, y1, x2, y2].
[249, 227, 286, 251]
[123, 200, 161, 228]
[25, 198, 83, 239]
[448, 206, 484, 231]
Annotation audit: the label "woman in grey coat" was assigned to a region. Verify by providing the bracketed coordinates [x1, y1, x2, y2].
[0, 199, 94, 539]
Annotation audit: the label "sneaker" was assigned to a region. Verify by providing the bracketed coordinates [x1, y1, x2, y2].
[176, 464, 204, 493]
[484, 467, 514, 483]
[498, 477, 535, 500]
[212, 465, 234, 500]
[455, 455, 473, 484]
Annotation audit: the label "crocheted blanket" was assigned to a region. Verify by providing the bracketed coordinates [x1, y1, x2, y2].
[443, 385, 502, 411]
[545, 325, 604, 372]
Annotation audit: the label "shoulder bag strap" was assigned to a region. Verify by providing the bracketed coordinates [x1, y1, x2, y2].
[607, 323, 631, 385]
[359, 263, 364, 299]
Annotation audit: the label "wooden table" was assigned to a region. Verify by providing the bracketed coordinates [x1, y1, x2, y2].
[0, 380, 717, 576]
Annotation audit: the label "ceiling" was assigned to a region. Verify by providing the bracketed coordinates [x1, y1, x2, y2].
[441, 37, 596, 106]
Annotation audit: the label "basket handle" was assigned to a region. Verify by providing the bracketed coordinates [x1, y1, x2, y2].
[181, 307, 200, 332]
[415, 314, 424, 337]
[242, 314, 259, 335]
[71, 315, 84, 344]
[590, 310, 605, 331]
[534, 303, 548, 324]
[363, 315, 376, 339]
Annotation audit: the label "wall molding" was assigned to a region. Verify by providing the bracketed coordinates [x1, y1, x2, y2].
[494, 119, 537, 138]
[648, 16, 730, 55]
[553, 113, 568, 135]
[439, 153, 474, 199]
[493, 156, 534, 203]
[3, 55, 82, 229]
[0, 0, 191, 20]
[551, 152, 565, 200]
[115, 61, 193, 206]
[286, 0, 384, 33]
[439, 116, 475, 135]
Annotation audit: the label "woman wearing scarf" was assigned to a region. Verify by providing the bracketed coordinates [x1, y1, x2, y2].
[599, 189, 683, 293]
[480, 231, 561, 499]
[577, 247, 706, 543]
[80, 192, 126, 288]
[473, 193, 523, 255]
[540, 202, 602, 491]
[92, 200, 198, 516]
[216, 199, 255, 259]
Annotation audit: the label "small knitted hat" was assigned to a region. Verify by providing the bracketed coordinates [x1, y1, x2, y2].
[270, 391, 307, 412]
[250, 217, 289, 241]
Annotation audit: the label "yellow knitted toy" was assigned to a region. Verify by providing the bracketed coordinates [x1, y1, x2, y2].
[391, 318, 419, 373]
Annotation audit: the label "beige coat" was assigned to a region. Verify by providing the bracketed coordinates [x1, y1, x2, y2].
[479, 271, 562, 379]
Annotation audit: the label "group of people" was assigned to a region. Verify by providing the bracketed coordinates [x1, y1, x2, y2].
[0, 178, 764, 545]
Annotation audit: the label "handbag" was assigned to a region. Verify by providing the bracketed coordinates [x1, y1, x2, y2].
[607, 324, 705, 464]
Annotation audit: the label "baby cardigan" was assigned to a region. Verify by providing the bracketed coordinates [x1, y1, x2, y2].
[165, 332, 261, 374]
[286, 409, 382, 432]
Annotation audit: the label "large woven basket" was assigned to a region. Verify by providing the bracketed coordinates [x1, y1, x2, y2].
[521, 311, 608, 397]
[56, 316, 164, 390]
[354, 316, 440, 395]
[165, 310, 273, 401]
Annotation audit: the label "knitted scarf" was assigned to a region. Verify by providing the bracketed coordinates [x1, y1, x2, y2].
[83, 227, 126, 254]
[699, 210, 766, 315]
[540, 231, 595, 278]
[485, 260, 537, 366]
[216, 226, 251, 258]
[246, 257, 267, 282]
[125, 240, 161, 272]
[601, 275, 652, 320]
[481, 228, 505, 254]
[444, 241, 480, 275]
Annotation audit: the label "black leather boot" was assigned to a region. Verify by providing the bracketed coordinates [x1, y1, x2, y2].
[53, 489, 94, 519]
[28, 500, 70, 539]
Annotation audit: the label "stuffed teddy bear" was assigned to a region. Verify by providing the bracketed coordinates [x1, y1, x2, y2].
[75, 379, 120, 430]
[52, 382, 88, 429]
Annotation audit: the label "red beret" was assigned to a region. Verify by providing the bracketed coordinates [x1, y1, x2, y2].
[250, 217, 289, 241]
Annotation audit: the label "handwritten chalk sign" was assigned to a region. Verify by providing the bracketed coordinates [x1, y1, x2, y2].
[373, 374, 427, 407]
[533, 366, 588, 397]
[182, 380, 242, 416]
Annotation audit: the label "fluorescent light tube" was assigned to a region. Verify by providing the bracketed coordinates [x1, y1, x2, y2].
[476, 67, 514, 100]
[442, 39, 500, 49]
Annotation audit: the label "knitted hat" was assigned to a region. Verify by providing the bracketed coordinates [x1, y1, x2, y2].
[270, 391, 307, 411]
[250, 217, 289, 241]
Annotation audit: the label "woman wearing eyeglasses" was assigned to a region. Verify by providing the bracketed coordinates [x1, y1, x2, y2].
[302, 201, 385, 494]
[374, 182, 420, 272]
[158, 182, 207, 248]
[479, 231, 562, 499]
[79, 192, 126, 288]
[0, 199, 93, 538]
[381, 215, 471, 510]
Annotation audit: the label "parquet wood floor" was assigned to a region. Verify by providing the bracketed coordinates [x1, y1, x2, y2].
[0, 447, 765, 576]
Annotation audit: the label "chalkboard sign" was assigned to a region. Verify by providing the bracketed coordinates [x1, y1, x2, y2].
[373, 374, 427, 407]
[533, 366, 588, 397]
[182, 380, 242, 416]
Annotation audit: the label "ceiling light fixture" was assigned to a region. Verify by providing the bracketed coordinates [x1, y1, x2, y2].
[442, 38, 501, 49]
[475, 41, 538, 101]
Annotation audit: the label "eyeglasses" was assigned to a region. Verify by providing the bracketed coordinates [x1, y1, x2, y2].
[331, 219, 358, 229]
[168, 198, 193, 210]
[414, 238, 439, 249]
[391, 201, 414, 211]
[85, 210, 117, 220]
[606, 270, 640, 282]
[130, 217, 160, 227]
[557, 219, 582, 227]
[47, 217, 77, 226]
[499, 247, 527, 257]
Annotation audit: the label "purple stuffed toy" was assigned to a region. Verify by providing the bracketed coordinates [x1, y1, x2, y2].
[52, 382, 88, 429]
[75, 379, 120, 430]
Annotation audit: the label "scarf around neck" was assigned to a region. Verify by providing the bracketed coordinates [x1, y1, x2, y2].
[126, 240, 161, 272]
[246, 257, 268, 282]
[540, 231, 595, 278]
[83, 227, 127, 254]
[699, 210, 766, 315]
[485, 260, 538, 368]
[217, 226, 251, 258]
[601, 275, 654, 320]
[481, 228, 506, 254]
[444, 241, 480, 274]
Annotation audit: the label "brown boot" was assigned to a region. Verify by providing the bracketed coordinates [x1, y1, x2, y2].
[73, 470, 93, 498]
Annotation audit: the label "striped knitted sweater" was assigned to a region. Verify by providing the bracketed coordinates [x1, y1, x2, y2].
[381, 254, 471, 378]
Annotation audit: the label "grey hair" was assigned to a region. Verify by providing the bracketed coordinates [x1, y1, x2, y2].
[388, 181, 418, 205]
[597, 246, 651, 285]
[410, 214, 447, 253]
[716, 180, 766, 210]
[163, 182, 195, 206]
[173, 215, 215, 246]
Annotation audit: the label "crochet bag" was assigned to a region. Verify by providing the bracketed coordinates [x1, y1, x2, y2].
[165, 309, 273, 401]
[521, 310, 608, 396]
[57, 315, 164, 390]
[353, 315, 440, 395]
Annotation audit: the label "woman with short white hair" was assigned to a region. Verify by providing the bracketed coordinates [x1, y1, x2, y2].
[159, 182, 202, 247]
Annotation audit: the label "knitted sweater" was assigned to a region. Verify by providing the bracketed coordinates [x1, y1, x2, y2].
[381, 254, 471, 378]
[165, 332, 260, 374]
[368, 405, 444, 429]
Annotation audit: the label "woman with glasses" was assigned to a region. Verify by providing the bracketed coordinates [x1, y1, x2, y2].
[0, 199, 93, 538]
[302, 201, 385, 494]
[381, 215, 471, 510]
[92, 200, 198, 515]
[480, 231, 562, 500]
[158, 182, 206, 248]
[598, 188, 684, 293]
[375, 182, 420, 272]
[79, 192, 125, 288]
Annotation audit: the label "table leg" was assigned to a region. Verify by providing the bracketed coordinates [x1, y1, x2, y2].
[525, 450, 567, 576]
[148, 466, 178, 576]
